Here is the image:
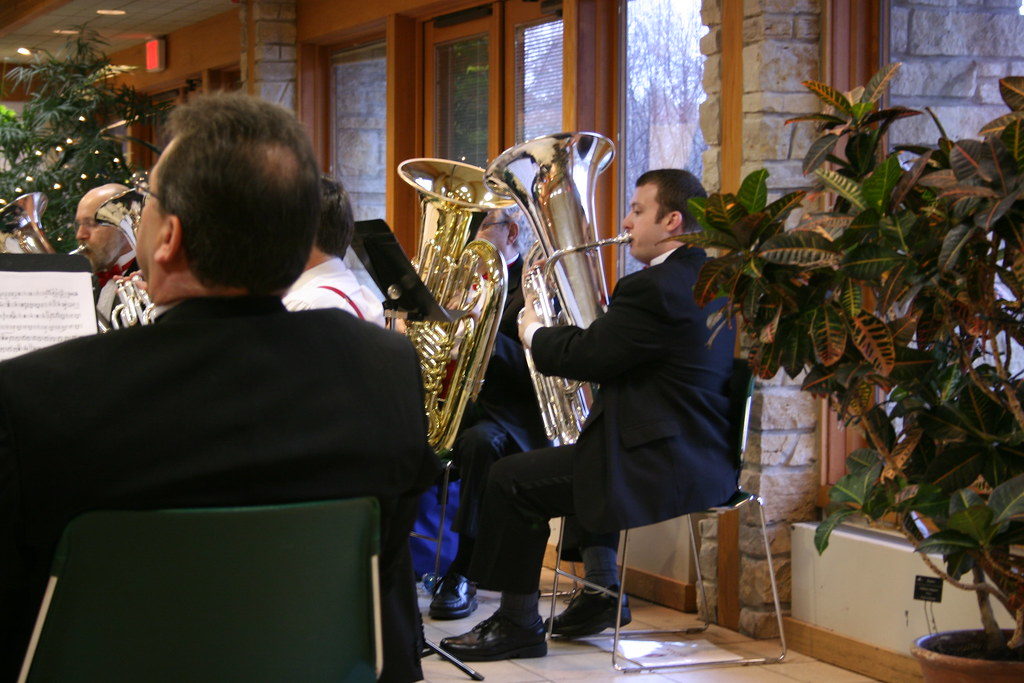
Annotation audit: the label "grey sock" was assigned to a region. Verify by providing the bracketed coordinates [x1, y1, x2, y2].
[498, 591, 541, 628]
[581, 545, 620, 589]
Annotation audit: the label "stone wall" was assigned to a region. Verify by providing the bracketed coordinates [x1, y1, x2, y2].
[240, 0, 298, 110]
[890, 0, 1024, 146]
[697, 0, 822, 638]
[331, 45, 388, 221]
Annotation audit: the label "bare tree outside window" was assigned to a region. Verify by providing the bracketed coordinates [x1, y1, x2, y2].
[515, 19, 563, 143]
[436, 35, 490, 167]
[621, 0, 707, 274]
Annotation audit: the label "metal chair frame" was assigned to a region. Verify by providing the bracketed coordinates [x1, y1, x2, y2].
[547, 361, 787, 673]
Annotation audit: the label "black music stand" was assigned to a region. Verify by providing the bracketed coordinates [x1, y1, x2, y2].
[353, 219, 456, 325]
[0, 253, 90, 274]
[353, 219, 484, 681]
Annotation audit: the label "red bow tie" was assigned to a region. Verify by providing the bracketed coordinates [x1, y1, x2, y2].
[96, 261, 132, 287]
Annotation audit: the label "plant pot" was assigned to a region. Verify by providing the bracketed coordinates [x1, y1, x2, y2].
[911, 630, 1024, 682]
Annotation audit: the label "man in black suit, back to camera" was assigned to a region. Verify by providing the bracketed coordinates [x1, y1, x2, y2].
[0, 93, 439, 682]
[440, 169, 738, 661]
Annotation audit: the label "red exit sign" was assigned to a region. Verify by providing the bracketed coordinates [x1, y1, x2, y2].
[145, 37, 165, 72]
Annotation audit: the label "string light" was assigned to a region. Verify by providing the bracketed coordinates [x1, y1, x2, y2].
[80, 173, 88, 179]
[66, 138, 73, 144]
[14, 187, 22, 192]
[55, 145, 63, 152]
[113, 157, 121, 163]
[77, 116, 86, 122]
[34, 150, 42, 156]
[52, 183, 61, 190]
[25, 176, 33, 182]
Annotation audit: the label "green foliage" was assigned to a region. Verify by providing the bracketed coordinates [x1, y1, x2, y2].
[685, 63, 1024, 651]
[0, 29, 167, 251]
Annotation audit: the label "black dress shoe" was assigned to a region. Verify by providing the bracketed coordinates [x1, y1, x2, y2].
[429, 572, 478, 620]
[546, 587, 631, 637]
[439, 612, 548, 661]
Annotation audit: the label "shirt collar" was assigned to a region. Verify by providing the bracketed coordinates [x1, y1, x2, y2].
[648, 246, 678, 267]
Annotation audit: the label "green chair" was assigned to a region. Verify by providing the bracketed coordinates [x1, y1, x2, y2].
[548, 359, 787, 673]
[18, 498, 382, 683]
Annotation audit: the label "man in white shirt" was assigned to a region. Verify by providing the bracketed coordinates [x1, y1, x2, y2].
[74, 183, 136, 329]
[283, 177, 385, 326]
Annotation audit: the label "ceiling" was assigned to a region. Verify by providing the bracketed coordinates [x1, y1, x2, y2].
[0, 0, 236, 64]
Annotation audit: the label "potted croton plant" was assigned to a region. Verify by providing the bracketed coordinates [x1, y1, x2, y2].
[682, 64, 1024, 679]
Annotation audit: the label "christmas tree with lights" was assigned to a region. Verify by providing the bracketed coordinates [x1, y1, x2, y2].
[0, 29, 167, 251]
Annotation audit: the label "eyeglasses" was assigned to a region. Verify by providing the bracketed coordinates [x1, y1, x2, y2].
[479, 220, 511, 231]
[133, 178, 162, 207]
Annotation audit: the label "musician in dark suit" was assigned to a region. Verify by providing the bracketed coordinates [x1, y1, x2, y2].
[428, 207, 548, 620]
[440, 169, 737, 661]
[0, 93, 439, 682]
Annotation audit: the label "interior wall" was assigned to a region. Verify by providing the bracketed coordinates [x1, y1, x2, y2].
[888, 0, 1024, 146]
[108, 9, 241, 93]
[792, 523, 1014, 654]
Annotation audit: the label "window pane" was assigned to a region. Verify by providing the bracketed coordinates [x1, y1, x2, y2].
[621, 0, 707, 274]
[331, 41, 387, 221]
[888, 1, 1024, 147]
[435, 34, 489, 166]
[515, 19, 563, 142]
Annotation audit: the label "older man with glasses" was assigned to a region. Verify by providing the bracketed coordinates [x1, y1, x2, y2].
[426, 206, 549, 622]
[73, 182, 137, 328]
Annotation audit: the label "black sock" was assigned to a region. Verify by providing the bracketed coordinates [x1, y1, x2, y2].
[497, 591, 541, 628]
[581, 545, 619, 589]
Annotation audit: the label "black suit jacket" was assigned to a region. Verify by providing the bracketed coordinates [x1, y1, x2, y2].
[531, 247, 738, 533]
[472, 256, 547, 451]
[0, 296, 439, 682]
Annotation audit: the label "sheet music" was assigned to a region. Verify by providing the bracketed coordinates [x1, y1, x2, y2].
[0, 270, 97, 361]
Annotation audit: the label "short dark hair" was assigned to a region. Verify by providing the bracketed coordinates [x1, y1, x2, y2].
[316, 177, 354, 258]
[157, 92, 320, 295]
[636, 169, 706, 233]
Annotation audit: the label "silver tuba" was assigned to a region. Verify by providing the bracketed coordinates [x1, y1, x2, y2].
[94, 188, 154, 330]
[398, 158, 514, 452]
[484, 132, 630, 445]
[0, 193, 55, 254]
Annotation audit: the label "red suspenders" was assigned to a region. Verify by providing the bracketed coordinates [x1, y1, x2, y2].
[317, 286, 365, 320]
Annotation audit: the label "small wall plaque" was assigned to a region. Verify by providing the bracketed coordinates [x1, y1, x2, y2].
[914, 575, 943, 602]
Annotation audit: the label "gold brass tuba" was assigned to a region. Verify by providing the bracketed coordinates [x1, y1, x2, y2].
[94, 188, 154, 330]
[398, 158, 514, 452]
[484, 132, 630, 445]
[0, 193, 55, 254]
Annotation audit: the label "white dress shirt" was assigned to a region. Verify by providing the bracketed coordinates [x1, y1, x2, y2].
[283, 256, 386, 327]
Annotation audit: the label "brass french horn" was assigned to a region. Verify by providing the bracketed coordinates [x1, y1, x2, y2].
[0, 192, 55, 254]
[398, 158, 514, 452]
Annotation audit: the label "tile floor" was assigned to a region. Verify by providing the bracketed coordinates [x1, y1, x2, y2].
[419, 570, 879, 682]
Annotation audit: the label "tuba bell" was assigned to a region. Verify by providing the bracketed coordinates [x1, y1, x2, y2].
[0, 193, 55, 254]
[398, 158, 514, 452]
[484, 132, 630, 445]
[93, 188, 154, 330]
